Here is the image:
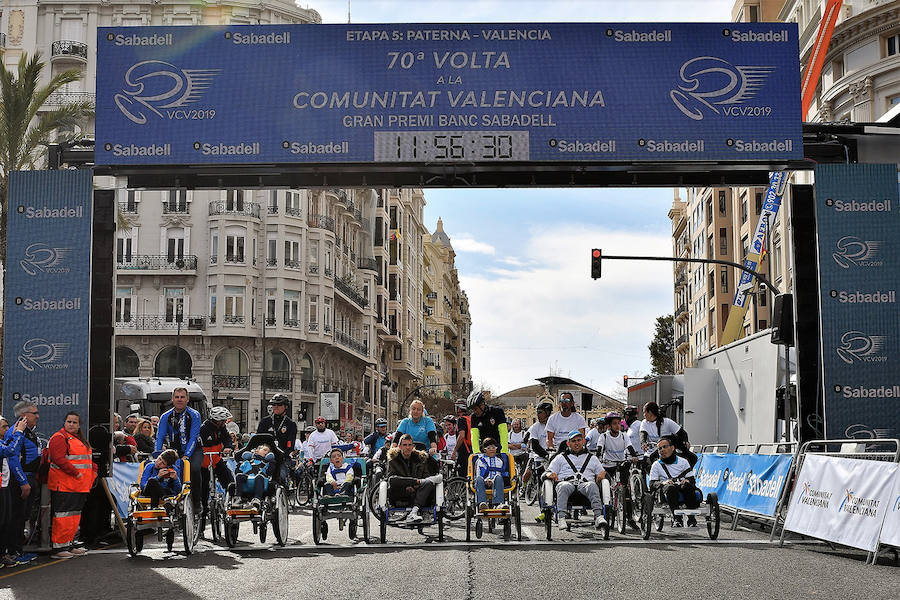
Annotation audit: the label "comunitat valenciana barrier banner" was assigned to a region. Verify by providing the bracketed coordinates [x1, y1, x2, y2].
[693, 453, 792, 516]
[783, 454, 897, 552]
[879, 472, 900, 549]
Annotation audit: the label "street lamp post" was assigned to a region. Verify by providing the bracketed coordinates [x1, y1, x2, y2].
[175, 303, 183, 378]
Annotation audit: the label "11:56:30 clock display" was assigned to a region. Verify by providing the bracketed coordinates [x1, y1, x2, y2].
[373, 131, 529, 162]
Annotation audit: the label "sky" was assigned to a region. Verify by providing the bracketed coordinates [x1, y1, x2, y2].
[307, 0, 738, 397]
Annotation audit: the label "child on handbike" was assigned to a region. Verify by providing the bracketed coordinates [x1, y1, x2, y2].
[324, 448, 355, 496]
[236, 444, 275, 509]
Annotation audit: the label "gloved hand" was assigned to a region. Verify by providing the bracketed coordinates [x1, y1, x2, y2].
[424, 474, 443, 486]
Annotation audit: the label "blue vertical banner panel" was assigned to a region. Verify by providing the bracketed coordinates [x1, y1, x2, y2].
[2, 170, 93, 439]
[694, 453, 792, 516]
[95, 23, 801, 165]
[815, 164, 900, 440]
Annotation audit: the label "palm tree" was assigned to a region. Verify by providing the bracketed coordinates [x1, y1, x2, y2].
[0, 52, 94, 387]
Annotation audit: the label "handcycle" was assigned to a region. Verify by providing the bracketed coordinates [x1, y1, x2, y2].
[125, 458, 199, 556]
[465, 452, 522, 541]
[310, 456, 370, 544]
[372, 453, 446, 543]
[539, 471, 611, 541]
[221, 433, 290, 547]
[640, 479, 720, 540]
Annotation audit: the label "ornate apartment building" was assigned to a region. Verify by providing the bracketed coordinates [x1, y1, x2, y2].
[0, 1, 473, 434]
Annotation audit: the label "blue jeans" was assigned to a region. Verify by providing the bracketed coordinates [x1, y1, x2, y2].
[475, 473, 505, 506]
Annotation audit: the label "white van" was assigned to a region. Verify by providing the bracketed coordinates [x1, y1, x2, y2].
[114, 377, 211, 421]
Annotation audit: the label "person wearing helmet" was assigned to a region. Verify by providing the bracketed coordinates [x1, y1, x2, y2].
[257, 395, 298, 456]
[596, 411, 639, 514]
[544, 392, 587, 453]
[466, 390, 508, 454]
[622, 405, 643, 459]
[306, 417, 339, 461]
[364, 419, 390, 457]
[198, 406, 236, 519]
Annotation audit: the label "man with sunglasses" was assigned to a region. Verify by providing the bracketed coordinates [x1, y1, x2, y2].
[544, 392, 587, 454]
[649, 435, 699, 527]
[3, 402, 42, 565]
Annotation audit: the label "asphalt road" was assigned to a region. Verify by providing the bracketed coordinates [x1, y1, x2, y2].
[2, 501, 898, 600]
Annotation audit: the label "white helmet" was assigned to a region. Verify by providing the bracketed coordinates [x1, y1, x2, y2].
[210, 406, 233, 422]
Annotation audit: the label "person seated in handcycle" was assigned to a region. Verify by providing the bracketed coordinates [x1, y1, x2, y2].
[473, 437, 509, 513]
[139, 449, 182, 510]
[323, 448, 356, 496]
[546, 430, 607, 530]
[235, 444, 275, 509]
[648, 435, 699, 527]
[385, 434, 442, 525]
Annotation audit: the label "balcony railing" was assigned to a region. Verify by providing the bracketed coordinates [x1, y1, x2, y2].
[116, 315, 206, 331]
[117, 255, 198, 271]
[267, 204, 278, 215]
[309, 214, 335, 232]
[308, 322, 319, 332]
[426, 292, 437, 300]
[324, 324, 332, 334]
[444, 343, 458, 356]
[162, 202, 190, 214]
[225, 254, 246, 264]
[328, 188, 349, 205]
[675, 303, 688, 318]
[309, 264, 319, 275]
[0, 33, 6, 49]
[51, 40, 88, 61]
[284, 318, 300, 328]
[324, 267, 333, 277]
[676, 333, 689, 348]
[357, 257, 377, 271]
[335, 330, 368, 356]
[266, 258, 277, 267]
[45, 91, 95, 106]
[209, 201, 260, 218]
[300, 378, 316, 393]
[212, 374, 250, 389]
[118, 201, 138, 214]
[263, 371, 292, 391]
[334, 276, 368, 309]
[285, 206, 302, 217]
[223, 315, 245, 325]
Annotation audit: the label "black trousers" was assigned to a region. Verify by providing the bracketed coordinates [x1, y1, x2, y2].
[0, 487, 11, 555]
[141, 479, 175, 508]
[200, 461, 235, 510]
[388, 479, 435, 509]
[7, 473, 37, 554]
[661, 481, 701, 514]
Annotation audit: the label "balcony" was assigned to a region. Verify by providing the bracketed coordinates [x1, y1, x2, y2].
[50, 40, 88, 62]
[117, 254, 198, 273]
[285, 206, 302, 218]
[334, 276, 368, 309]
[267, 204, 278, 215]
[328, 188, 349, 206]
[674, 271, 687, 289]
[223, 315, 245, 325]
[675, 303, 688, 321]
[212, 374, 250, 390]
[0, 33, 6, 49]
[116, 315, 206, 331]
[224, 254, 246, 265]
[266, 258, 277, 268]
[308, 264, 319, 275]
[308, 322, 319, 332]
[324, 267, 333, 277]
[118, 201, 138, 214]
[263, 371, 292, 391]
[426, 292, 437, 301]
[284, 259, 301, 270]
[309, 214, 335, 232]
[209, 200, 260, 218]
[357, 257, 377, 272]
[335, 330, 368, 356]
[300, 378, 316, 393]
[45, 91, 95, 107]
[676, 333, 689, 349]
[284, 318, 300, 328]
[162, 202, 190, 214]
[444, 343, 458, 357]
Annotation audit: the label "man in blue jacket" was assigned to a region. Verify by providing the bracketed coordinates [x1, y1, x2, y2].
[154, 387, 202, 509]
[3, 402, 41, 565]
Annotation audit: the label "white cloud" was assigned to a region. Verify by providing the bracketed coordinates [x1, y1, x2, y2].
[452, 236, 496, 255]
[461, 224, 674, 397]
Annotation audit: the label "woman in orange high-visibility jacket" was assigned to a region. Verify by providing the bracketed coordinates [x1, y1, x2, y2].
[47, 412, 96, 559]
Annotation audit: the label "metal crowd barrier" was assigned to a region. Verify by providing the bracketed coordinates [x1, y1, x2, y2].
[701, 443, 730, 453]
[773, 438, 900, 565]
[724, 443, 796, 531]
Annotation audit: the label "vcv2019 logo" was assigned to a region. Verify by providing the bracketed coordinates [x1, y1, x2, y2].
[832, 236, 882, 269]
[670, 56, 774, 121]
[20, 243, 71, 276]
[836, 331, 887, 365]
[114, 60, 221, 125]
[18, 338, 71, 372]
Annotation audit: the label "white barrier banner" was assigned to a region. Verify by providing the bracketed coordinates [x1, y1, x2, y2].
[784, 454, 897, 552]
[879, 470, 900, 548]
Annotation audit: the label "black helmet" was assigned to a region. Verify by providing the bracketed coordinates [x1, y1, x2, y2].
[623, 405, 638, 417]
[536, 401, 554, 414]
[466, 389, 486, 410]
[268, 394, 290, 406]
[375, 418, 388, 428]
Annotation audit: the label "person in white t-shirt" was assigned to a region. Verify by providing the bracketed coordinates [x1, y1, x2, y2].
[649, 435, 699, 527]
[507, 419, 527, 478]
[546, 430, 606, 529]
[306, 417, 339, 461]
[639, 402, 697, 466]
[441, 416, 457, 458]
[523, 402, 552, 492]
[544, 393, 587, 452]
[585, 420, 601, 452]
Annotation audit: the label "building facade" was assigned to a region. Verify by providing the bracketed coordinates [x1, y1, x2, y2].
[0, 1, 474, 435]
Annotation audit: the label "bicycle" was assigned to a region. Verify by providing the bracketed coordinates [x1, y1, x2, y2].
[199, 450, 229, 542]
[440, 458, 467, 521]
[291, 458, 314, 508]
[627, 455, 650, 530]
[522, 456, 546, 506]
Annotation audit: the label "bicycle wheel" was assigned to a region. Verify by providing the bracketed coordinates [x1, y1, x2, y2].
[295, 474, 312, 507]
[615, 486, 627, 535]
[443, 477, 468, 521]
[629, 471, 645, 524]
[524, 478, 538, 506]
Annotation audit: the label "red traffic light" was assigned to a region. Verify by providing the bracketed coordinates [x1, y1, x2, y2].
[592, 249, 601, 258]
[591, 248, 602, 279]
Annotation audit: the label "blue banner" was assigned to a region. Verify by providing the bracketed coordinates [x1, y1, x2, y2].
[109, 463, 141, 519]
[814, 164, 900, 440]
[2, 171, 93, 439]
[95, 23, 801, 166]
[694, 453, 792, 516]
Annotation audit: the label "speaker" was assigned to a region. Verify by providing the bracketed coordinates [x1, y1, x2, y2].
[770, 293, 794, 346]
[90, 189, 116, 430]
[581, 393, 593, 411]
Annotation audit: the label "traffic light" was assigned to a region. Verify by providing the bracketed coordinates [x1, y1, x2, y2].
[591, 248, 602, 279]
[623, 375, 628, 388]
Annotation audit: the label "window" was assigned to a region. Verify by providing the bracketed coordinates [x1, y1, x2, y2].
[285, 190, 302, 216]
[209, 286, 217, 324]
[832, 57, 844, 81]
[759, 291, 767, 307]
[718, 191, 726, 216]
[309, 295, 318, 326]
[165, 189, 188, 213]
[755, 192, 763, 215]
[748, 4, 758, 22]
[267, 239, 277, 267]
[325, 243, 333, 274]
[741, 198, 748, 224]
[210, 229, 218, 265]
[324, 297, 332, 332]
[224, 286, 245, 324]
[886, 33, 899, 57]
[720, 267, 728, 293]
[284, 240, 300, 268]
[267, 190, 278, 214]
[741, 235, 749, 258]
[309, 240, 319, 266]
[266, 289, 277, 325]
[164, 288, 185, 323]
[284, 290, 300, 326]
[226, 231, 245, 263]
[706, 199, 712, 225]
[758, 320, 768, 330]
[719, 227, 728, 255]
[773, 238, 783, 282]
[166, 227, 185, 263]
[116, 235, 133, 264]
[225, 189, 245, 211]
[115, 287, 133, 323]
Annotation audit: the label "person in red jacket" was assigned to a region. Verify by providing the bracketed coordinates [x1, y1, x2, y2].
[47, 412, 96, 559]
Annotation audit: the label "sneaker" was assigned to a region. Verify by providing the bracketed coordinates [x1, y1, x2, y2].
[13, 553, 37, 565]
[672, 517, 684, 528]
[594, 515, 608, 530]
[0, 555, 17, 568]
[535, 512, 546, 523]
[251, 498, 261, 510]
[559, 511, 572, 527]
[52, 551, 75, 559]
[403, 508, 422, 525]
[498, 503, 510, 511]
[70, 548, 88, 556]
[686, 516, 698, 528]
[477, 502, 488, 513]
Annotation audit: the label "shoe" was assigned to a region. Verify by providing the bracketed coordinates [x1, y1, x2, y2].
[559, 511, 572, 527]
[535, 512, 546, 523]
[13, 553, 37, 565]
[163, 500, 175, 513]
[52, 551, 75, 559]
[402, 508, 422, 525]
[673, 517, 684, 528]
[0, 555, 17, 568]
[687, 516, 698, 528]
[477, 502, 488, 513]
[251, 498, 261, 510]
[498, 503, 509, 511]
[594, 515, 608, 530]
[70, 548, 88, 556]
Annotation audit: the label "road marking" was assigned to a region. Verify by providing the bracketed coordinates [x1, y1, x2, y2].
[0, 558, 67, 580]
